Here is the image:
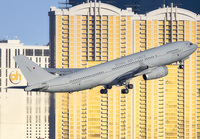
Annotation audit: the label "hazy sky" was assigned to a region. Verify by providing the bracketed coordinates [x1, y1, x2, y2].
[0, 0, 59, 45]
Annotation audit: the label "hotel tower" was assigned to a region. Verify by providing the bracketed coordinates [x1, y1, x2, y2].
[49, 1, 200, 138]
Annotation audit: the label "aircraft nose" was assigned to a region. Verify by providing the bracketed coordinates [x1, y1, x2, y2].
[189, 42, 198, 51]
[194, 44, 198, 50]
[192, 44, 198, 52]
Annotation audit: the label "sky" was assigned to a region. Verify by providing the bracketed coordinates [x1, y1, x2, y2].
[1, 0, 200, 46]
[0, 0, 60, 45]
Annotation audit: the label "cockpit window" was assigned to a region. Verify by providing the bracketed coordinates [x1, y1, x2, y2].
[190, 42, 193, 45]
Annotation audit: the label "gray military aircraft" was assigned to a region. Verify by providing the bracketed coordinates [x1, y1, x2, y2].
[13, 41, 197, 94]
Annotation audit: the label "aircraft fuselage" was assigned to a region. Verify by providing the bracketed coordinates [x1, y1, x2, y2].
[44, 41, 197, 92]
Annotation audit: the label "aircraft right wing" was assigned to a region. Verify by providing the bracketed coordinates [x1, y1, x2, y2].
[44, 68, 85, 75]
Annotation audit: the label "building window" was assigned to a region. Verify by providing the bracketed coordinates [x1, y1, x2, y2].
[0, 49, 1, 68]
[6, 49, 8, 68]
[15, 50, 17, 68]
[9, 49, 11, 68]
[35, 49, 42, 56]
[15, 49, 17, 56]
[26, 49, 33, 56]
[44, 50, 49, 56]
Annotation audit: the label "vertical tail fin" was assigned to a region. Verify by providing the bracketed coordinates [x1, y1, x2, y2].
[14, 55, 56, 85]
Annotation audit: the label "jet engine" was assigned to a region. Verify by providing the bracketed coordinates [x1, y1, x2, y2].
[143, 66, 168, 80]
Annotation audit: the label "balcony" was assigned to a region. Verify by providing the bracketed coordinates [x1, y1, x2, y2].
[62, 54, 69, 57]
[62, 27, 69, 30]
[140, 110, 146, 113]
[101, 102, 108, 105]
[62, 21, 69, 25]
[62, 17, 69, 21]
[62, 58, 68, 61]
[121, 28, 126, 31]
[62, 32, 69, 34]
[121, 19, 126, 22]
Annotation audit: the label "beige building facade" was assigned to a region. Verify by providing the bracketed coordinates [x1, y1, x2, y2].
[49, 1, 200, 138]
[0, 40, 50, 139]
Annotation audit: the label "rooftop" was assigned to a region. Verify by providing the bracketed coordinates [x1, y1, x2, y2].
[0, 40, 20, 44]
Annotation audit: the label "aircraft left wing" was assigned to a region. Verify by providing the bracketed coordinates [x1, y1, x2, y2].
[44, 68, 85, 75]
[108, 62, 149, 85]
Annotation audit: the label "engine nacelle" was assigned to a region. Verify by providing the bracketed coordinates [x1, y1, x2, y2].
[143, 66, 168, 80]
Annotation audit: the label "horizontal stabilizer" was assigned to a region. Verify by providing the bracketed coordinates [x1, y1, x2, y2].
[25, 83, 49, 92]
[6, 86, 27, 89]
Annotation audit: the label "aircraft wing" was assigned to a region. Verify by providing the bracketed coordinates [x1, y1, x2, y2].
[109, 62, 149, 85]
[44, 68, 85, 75]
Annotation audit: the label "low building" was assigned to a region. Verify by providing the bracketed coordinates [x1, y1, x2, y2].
[0, 40, 50, 139]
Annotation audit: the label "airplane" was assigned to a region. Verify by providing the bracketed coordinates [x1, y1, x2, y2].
[12, 41, 197, 94]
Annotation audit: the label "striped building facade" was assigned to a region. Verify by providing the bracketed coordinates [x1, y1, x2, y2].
[49, 1, 200, 138]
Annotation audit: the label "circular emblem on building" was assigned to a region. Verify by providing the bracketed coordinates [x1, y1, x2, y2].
[9, 71, 21, 84]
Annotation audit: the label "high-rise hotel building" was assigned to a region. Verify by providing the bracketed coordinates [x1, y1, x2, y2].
[49, 1, 200, 138]
[0, 40, 50, 139]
